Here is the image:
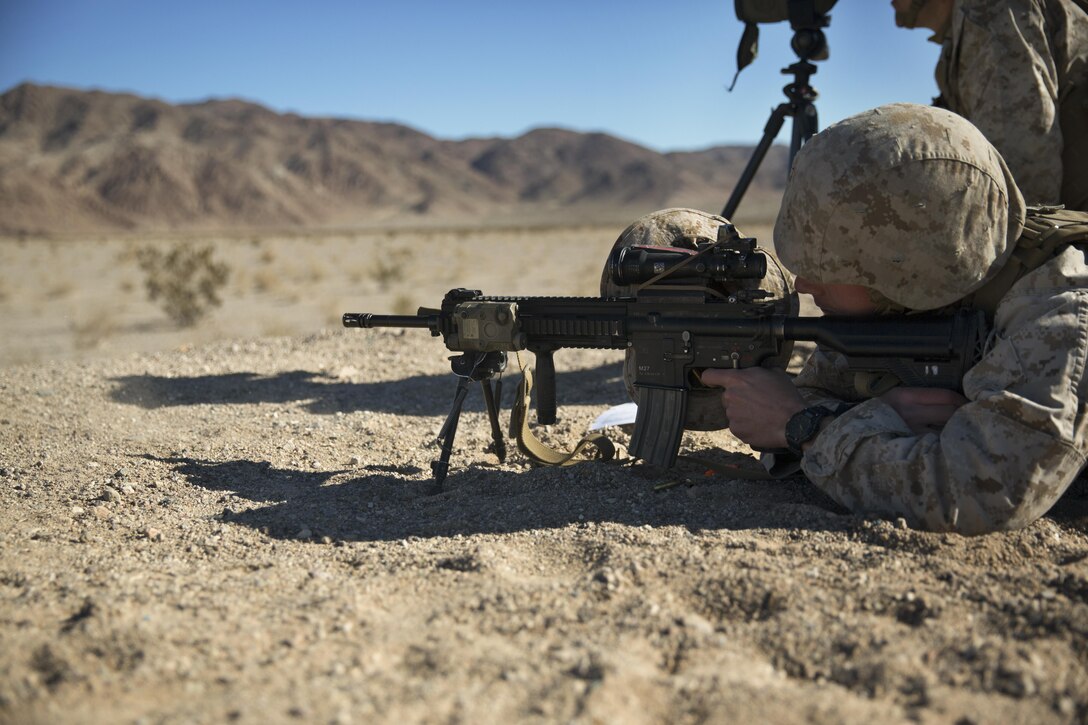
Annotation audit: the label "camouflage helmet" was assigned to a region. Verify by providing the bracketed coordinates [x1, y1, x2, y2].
[774, 103, 1026, 311]
[601, 208, 798, 431]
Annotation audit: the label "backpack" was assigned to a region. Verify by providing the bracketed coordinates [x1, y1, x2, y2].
[969, 206, 1088, 317]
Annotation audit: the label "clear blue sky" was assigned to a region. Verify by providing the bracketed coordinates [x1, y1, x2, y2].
[0, 0, 942, 151]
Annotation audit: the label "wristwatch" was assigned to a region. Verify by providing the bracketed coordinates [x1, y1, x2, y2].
[784, 405, 837, 456]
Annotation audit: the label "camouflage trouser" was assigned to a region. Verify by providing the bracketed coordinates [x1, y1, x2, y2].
[600, 208, 798, 431]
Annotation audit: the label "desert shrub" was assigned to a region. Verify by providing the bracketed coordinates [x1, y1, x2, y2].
[370, 257, 404, 289]
[46, 279, 76, 299]
[71, 312, 117, 350]
[369, 248, 414, 290]
[251, 268, 280, 295]
[136, 243, 230, 327]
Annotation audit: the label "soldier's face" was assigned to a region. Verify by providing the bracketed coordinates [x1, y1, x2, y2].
[794, 278, 878, 315]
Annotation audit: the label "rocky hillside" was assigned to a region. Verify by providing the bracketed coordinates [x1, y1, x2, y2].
[0, 83, 787, 235]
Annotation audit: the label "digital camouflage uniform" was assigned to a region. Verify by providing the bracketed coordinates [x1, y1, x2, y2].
[933, 0, 1088, 210]
[600, 208, 798, 431]
[775, 103, 1088, 535]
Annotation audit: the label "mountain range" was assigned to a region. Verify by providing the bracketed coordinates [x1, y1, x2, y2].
[0, 83, 788, 235]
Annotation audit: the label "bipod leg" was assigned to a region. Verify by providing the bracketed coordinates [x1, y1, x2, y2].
[433, 376, 471, 484]
[480, 378, 506, 463]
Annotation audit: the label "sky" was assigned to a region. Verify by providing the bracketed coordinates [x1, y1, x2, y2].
[0, 0, 943, 152]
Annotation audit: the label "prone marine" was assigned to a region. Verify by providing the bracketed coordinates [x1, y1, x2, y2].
[702, 103, 1088, 535]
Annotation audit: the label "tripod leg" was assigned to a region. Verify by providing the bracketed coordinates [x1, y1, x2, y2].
[790, 102, 819, 162]
[722, 104, 790, 219]
[481, 379, 506, 463]
[433, 377, 471, 484]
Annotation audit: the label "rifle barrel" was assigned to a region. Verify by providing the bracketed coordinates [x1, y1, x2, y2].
[342, 313, 433, 329]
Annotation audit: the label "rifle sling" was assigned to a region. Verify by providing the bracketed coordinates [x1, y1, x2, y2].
[510, 366, 616, 467]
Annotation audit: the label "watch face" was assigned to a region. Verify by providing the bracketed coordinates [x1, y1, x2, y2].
[786, 407, 828, 454]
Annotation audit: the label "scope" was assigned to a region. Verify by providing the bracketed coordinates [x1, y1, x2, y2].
[608, 244, 766, 287]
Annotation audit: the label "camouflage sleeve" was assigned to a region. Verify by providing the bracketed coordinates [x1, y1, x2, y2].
[946, 0, 1063, 205]
[792, 348, 867, 406]
[799, 253, 1088, 535]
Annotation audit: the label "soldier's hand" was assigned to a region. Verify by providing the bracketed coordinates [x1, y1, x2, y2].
[699, 368, 805, 450]
[880, 387, 968, 434]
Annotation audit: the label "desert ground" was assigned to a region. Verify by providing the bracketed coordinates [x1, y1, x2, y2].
[1, 222, 1087, 724]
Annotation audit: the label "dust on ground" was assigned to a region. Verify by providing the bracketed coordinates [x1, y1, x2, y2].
[1, 225, 1086, 724]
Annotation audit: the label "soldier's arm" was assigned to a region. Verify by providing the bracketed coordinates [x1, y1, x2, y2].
[792, 348, 867, 406]
[797, 253, 1088, 535]
[951, 1, 1063, 205]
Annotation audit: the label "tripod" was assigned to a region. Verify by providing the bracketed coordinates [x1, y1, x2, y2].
[721, 24, 826, 220]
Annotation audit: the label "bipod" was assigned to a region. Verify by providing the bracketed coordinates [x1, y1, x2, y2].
[431, 351, 508, 485]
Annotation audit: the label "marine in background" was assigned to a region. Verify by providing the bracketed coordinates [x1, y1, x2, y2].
[892, 0, 1088, 210]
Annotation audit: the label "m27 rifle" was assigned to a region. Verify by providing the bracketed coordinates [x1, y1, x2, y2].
[343, 225, 988, 483]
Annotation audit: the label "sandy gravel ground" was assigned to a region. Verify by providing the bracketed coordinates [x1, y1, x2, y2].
[1, 225, 1087, 724]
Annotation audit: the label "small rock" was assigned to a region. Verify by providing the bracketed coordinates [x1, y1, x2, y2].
[113, 468, 127, 479]
[678, 613, 715, 636]
[121, 484, 135, 495]
[296, 527, 313, 539]
[349, 456, 362, 466]
[145, 527, 163, 541]
[896, 517, 909, 530]
[92, 505, 111, 519]
[100, 486, 122, 503]
[70, 506, 85, 516]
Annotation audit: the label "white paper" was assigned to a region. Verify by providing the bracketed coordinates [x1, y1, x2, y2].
[589, 402, 638, 430]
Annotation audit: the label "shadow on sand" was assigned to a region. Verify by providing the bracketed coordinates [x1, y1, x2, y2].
[141, 452, 860, 543]
[111, 361, 627, 417]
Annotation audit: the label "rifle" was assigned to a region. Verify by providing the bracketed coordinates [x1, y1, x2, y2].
[343, 225, 988, 483]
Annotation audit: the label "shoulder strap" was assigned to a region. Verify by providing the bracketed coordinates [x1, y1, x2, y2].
[969, 206, 1088, 317]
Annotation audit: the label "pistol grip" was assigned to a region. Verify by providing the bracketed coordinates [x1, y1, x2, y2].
[630, 386, 687, 468]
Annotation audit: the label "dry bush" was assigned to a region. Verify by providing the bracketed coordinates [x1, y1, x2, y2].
[305, 260, 328, 284]
[71, 311, 117, 350]
[135, 243, 230, 327]
[115, 243, 141, 265]
[370, 258, 404, 289]
[46, 279, 76, 299]
[370, 248, 414, 291]
[252, 268, 281, 294]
